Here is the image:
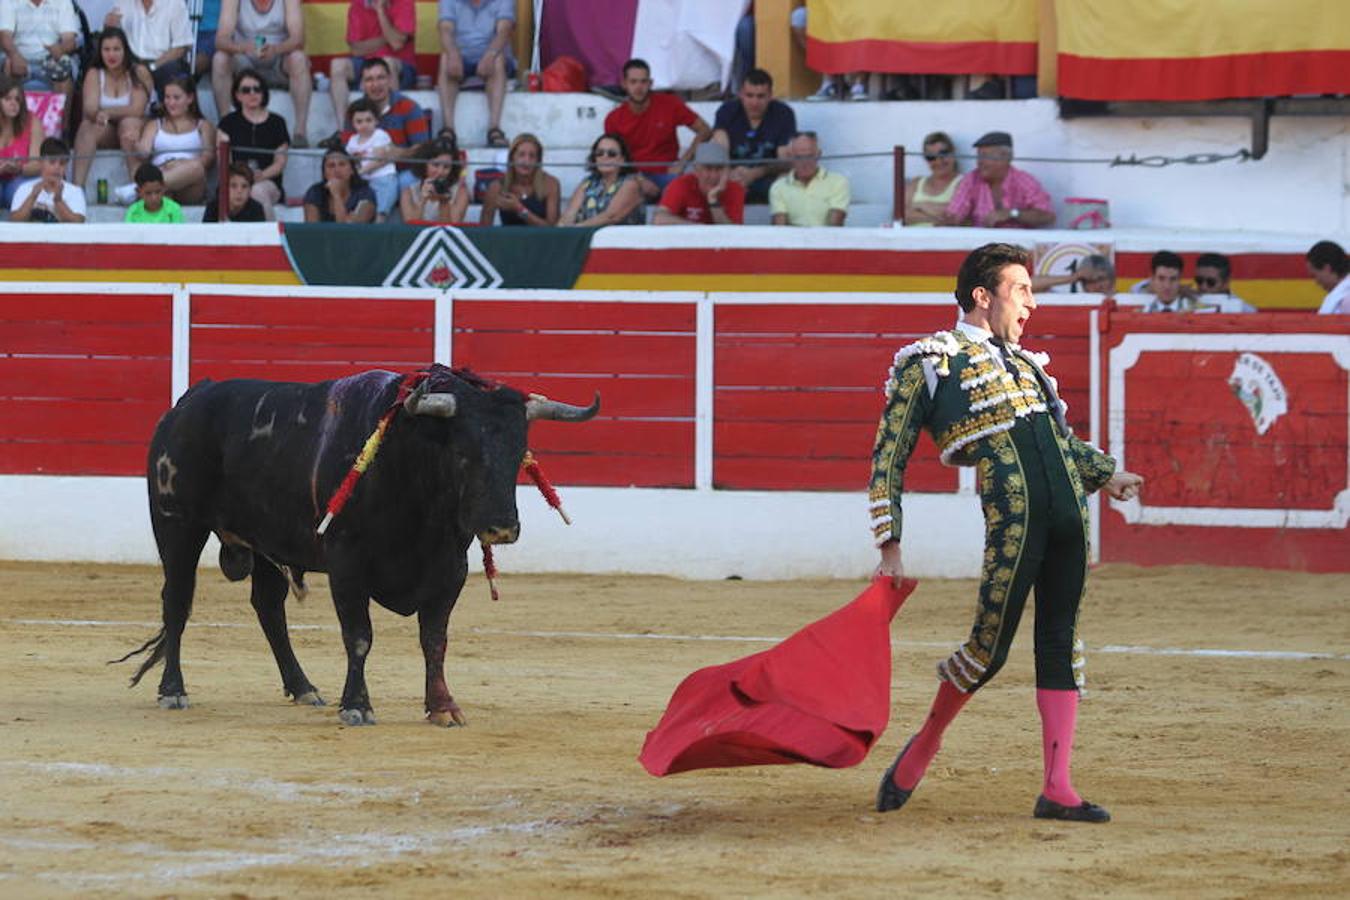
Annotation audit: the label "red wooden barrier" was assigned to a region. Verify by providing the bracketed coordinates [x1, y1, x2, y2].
[0, 291, 172, 475]
[452, 299, 697, 488]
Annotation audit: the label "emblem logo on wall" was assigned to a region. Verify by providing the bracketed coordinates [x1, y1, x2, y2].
[1227, 352, 1288, 435]
[383, 227, 504, 289]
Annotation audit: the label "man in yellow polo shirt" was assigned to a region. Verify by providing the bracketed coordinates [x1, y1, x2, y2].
[769, 131, 850, 226]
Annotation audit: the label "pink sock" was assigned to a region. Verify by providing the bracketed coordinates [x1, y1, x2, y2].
[893, 680, 971, 790]
[1037, 688, 1083, 806]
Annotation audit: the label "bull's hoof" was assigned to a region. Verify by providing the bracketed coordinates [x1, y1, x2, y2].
[339, 708, 376, 726]
[158, 694, 189, 709]
[292, 690, 327, 707]
[427, 708, 467, 727]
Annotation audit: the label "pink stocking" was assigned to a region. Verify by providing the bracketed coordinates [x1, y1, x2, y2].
[1037, 688, 1083, 806]
[893, 680, 971, 790]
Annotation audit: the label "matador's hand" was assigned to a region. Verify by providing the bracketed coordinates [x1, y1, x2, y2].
[1104, 471, 1144, 501]
[877, 539, 904, 588]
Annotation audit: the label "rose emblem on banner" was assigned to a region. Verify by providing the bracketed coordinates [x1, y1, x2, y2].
[1227, 352, 1288, 435]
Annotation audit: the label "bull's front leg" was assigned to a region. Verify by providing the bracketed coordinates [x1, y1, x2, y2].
[420, 569, 467, 727]
[330, 580, 377, 726]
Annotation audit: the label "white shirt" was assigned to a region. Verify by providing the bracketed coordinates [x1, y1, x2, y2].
[0, 0, 79, 61]
[11, 178, 88, 220]
[1317, 274, 1350, 315]
[111, 0, 191, 60]
[346, 128, 396, 180]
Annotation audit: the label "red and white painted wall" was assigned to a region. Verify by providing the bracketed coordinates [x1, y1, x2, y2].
[0, 284, 1345, 576]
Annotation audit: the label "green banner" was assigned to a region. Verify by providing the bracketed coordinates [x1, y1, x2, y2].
[280, 224, 596, 289]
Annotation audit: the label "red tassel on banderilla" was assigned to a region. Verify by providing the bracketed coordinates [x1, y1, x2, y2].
[480, 449, 572, 602]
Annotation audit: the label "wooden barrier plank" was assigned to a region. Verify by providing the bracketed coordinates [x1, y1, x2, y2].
[0, 439, 147, 476]
[713, 455, 957, 492]
[0, 357, 168, 402]
[715, 388, 880, 423]
[454, 300, 696, 332]
[715, 304, 955, 335]
[454, 331, 695, 375]
[0, 293, 172, 324]
[527, 420, 692, 456]
[192, 295, 434, 328]
[4, 322, 171, 357]
[0, 398, 166, 442]
[473, 373, 692, 418]
[519, 452, 693, 488]
[714, 421, 878, 460]
[188, 360, 417, 384]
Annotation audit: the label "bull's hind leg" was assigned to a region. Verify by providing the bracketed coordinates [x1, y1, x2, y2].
[250, 561, 325, 706]
[155, 525, 209, 709]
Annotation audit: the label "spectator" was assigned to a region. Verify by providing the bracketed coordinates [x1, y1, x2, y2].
[1135, 250, 1197, 313]
[328, 0, 416, 131]
[304, 146, 375, 223]
[1032, 253, 1115, 295]
[479, 132, 558, 226]
[1307, 240, 1350, 314]
[203, 160, 265, 220]
[211, 0, 311, 147]
[193, 0, 219, 76]
[345, 96, 397, 219]
[0, 74, 44, 209]
[9, 136, 84, 221]
[216, 68, 288, 219]
[72, 27, 147, 187]
[123, 160, 182, 221]
[0, 0, 79, 97]
[943, 131, 1054, 229]
[903, 130, 962, 226]
[792, 5, 867, 101]
[559, 131, 643, 227]
[604, 57, 711, 201]
[104, 0, 192, 98]
[653, 140, 744, 225]
[1192, 252, 1256, 312]
[710, 67, 794, 203]
[122, 74, 214, 204]
[436, 0, 513, 149]
[769, 131, 849, 227]
[398, 137, 468, 223]
[322, 57, 427, 196]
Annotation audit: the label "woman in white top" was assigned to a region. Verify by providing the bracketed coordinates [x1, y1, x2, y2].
[903, 130, 963, 227]
[399, 139, 469, 224]
[73, 27, 148, 187]
[133, 75, 216, 204]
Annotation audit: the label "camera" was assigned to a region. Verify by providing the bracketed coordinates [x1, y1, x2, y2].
[431, 177, 452, 196]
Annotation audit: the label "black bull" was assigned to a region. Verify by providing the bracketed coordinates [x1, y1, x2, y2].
[117, 365, 598, 726]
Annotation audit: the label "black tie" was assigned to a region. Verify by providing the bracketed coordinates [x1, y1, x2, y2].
[989, 337, 1018, 374]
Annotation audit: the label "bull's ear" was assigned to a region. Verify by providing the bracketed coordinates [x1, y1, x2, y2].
[404, 387, 458, 418]
[525, 392, 600, 422]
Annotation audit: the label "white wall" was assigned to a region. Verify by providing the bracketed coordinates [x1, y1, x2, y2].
[0, 476, 988, 580]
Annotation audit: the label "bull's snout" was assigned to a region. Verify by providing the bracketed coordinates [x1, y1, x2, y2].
[477, 524, 520, 545]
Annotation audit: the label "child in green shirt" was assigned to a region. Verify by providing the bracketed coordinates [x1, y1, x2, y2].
[125, 163, 185, 224]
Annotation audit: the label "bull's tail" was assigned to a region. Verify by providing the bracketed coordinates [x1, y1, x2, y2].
[107, 627, 167, 687]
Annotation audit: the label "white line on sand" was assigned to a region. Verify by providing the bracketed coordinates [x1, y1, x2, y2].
[4, 618, 1347, 661]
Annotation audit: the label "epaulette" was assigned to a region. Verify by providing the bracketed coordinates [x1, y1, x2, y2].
[891, 330, 961, 374]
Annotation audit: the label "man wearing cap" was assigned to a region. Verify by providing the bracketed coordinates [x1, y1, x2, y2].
[944, 132, 1054, 229]
[653, 142, 745, 225]
[770, 132, 850, 227]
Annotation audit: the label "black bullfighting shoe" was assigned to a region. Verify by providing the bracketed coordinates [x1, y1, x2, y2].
[875, 738, 917, 813]
[1033, 795, 1111, 823]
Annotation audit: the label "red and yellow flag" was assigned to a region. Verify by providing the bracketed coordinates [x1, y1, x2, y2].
[1057, 0, 1350, 101]
[805, 0, 1038, 75]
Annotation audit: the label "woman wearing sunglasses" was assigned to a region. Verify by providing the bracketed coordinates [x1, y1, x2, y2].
[903, 131, 963, 226]
[560, 132, 644, 227]
[216, 68, 291, 219]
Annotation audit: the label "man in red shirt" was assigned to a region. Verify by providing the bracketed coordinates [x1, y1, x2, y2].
[603, 58, 711, 201]
[653, 142, 745, 225]
[329, 0, 418, 130]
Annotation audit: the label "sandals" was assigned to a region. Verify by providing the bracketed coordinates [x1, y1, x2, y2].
[487, 127, 508, 148]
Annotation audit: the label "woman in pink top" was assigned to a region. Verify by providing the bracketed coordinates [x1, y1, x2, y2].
[0, 75, 47, 210]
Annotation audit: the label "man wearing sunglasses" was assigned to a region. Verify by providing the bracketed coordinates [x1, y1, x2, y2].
[1192, 252, 1256, 313]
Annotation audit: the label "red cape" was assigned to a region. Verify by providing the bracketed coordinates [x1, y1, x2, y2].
[639, 577, 916, 776]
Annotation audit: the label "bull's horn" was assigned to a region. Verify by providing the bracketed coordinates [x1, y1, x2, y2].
[525, 392, 600, 422]
[404, 386, 457, 418]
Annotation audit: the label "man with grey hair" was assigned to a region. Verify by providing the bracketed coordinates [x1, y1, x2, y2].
[1032, 254, 1115, 295]
[769, 131, 850, 227]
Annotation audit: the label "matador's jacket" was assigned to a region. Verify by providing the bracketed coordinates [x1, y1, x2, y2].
[869, 322, 1117, 694]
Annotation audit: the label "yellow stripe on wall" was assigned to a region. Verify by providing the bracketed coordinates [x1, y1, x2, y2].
[1057, 0, 1350, 60]
[812, 0, 1037, 45]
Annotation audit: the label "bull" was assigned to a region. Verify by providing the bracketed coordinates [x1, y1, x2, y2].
[118, 364, 598, 726]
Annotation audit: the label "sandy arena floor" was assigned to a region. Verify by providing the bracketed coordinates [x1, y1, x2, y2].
[0, 560, 1346, 898]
